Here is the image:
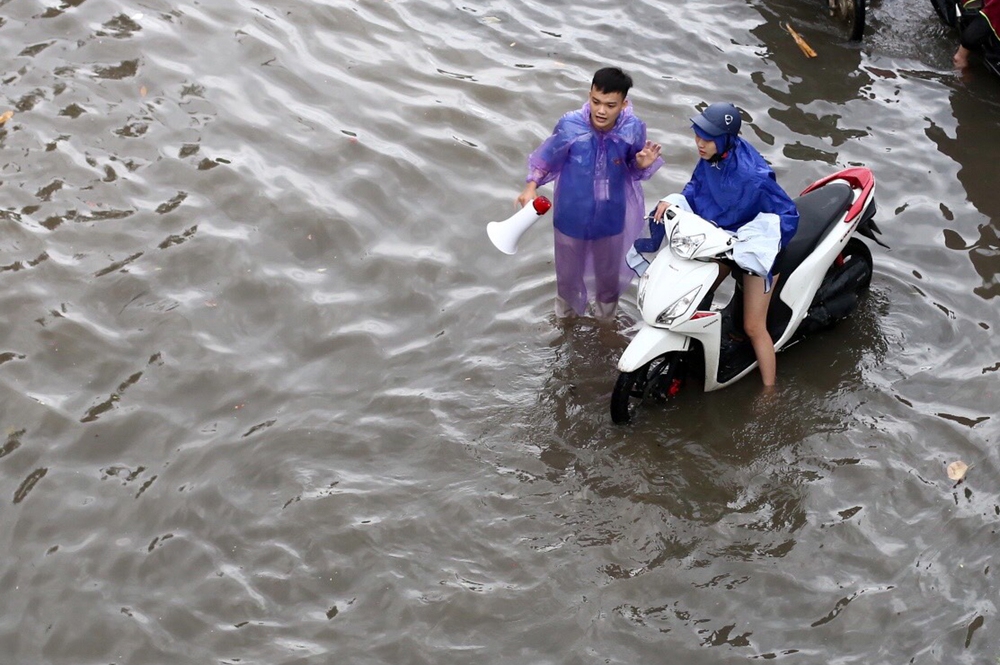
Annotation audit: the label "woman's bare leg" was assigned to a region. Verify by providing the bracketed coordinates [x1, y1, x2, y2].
[742, 274, 779, 386]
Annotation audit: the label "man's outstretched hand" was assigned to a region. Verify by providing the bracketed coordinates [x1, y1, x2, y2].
[636, 140, 662, 169]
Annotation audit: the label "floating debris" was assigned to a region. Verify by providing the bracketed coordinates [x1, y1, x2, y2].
[947, 460, 968, 481]
[781, 22, 817, 58]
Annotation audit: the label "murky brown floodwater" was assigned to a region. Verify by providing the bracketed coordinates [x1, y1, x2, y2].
[0, 0, 998, 662]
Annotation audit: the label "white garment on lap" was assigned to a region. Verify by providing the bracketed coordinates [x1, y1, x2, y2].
[732, 212, 781, 283]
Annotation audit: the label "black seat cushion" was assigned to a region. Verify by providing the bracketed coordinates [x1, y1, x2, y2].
[774, 182, 853, 276]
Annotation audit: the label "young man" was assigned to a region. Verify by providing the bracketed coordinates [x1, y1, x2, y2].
[516, 67, 663, 320]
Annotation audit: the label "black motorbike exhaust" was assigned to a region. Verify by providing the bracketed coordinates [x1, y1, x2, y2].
[800, 291, 859, 334]
[798, 256, 871, 335]
[812, 256, 871, 305]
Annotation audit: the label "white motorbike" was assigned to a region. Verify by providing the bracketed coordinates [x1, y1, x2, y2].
[611, 167, 883, 424]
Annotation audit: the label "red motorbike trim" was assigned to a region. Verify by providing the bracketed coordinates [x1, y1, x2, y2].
[799, 167, 875, 224]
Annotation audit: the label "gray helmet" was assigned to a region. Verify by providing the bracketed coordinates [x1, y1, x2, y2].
[692, 102, 742, 137]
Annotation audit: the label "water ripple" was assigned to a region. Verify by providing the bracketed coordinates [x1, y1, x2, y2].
[0, 0, 999, 662]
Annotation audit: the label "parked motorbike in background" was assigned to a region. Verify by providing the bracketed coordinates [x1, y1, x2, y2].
[610, 167, 883, 425]
[828, 0, 867, 41]
[931, 0, 960, 24]
[928, 0, 1000, 77]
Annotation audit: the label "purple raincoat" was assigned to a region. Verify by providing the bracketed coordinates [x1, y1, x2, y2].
[527, 103, 662, 316]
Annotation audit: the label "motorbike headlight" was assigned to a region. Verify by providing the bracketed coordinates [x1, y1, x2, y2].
[670, 225, 706, 259]
[655, 287, 701, 326]
[637, 271, 650, 309]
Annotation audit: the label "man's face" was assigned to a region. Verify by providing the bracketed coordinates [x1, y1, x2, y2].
[589, 87, 627, 131]
[695, 133, 718, 160]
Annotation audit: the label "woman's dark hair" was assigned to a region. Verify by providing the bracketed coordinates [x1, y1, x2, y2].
[592, 67, 633, 98]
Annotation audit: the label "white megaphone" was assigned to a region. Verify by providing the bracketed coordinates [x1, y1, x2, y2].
[487, 196, 552, 255]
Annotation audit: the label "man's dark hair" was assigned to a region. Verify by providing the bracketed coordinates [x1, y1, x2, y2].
[592, 67, 633, 98]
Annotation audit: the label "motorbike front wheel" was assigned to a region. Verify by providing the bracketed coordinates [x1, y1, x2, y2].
[610, 353, 682, 425]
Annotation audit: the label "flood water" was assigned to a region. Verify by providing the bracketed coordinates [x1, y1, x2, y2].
[1, 0, 998, 662]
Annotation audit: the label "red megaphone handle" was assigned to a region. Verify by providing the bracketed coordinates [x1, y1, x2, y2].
[532, 196, 552, 215]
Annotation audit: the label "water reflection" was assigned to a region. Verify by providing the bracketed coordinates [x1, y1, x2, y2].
[750, 0, 873, 164]
[930, 85, 1000, 298]
[3, 0, 1000, 660]
[520, 288, 889, 594]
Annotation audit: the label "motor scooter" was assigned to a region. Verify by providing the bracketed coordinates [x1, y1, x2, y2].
[610, 167, 882, 424]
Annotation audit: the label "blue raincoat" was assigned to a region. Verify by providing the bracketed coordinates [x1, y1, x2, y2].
[681, 136, 798, 248]
[527, 103, 662, 315]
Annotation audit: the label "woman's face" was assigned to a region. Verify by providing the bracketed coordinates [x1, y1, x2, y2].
[695, 133, 717, 160]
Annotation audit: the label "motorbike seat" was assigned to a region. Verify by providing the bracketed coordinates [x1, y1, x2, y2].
[774, 182, 853, 275]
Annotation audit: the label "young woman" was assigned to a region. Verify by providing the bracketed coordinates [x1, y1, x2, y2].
[651, 103, 799, 386]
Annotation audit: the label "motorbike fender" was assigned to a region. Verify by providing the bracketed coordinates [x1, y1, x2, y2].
[617, 326, 690, 372]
